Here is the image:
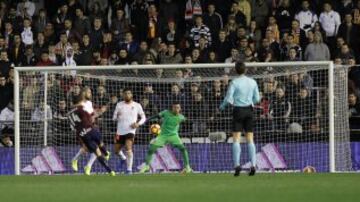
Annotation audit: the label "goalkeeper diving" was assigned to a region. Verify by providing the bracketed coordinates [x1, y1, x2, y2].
[139, 102, 192, 173]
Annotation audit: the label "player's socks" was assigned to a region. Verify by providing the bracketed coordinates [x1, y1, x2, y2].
[99, 145, 109, 156]
[126, 150, 133, 173]
[145, 144, 158, 165]
[139, 164, 150, 173]
[118, 150, 127, 160]
[71, 160, 78, 172]
[97, 156, 112, 173]
[86, 153, 97, 168]
[232, 142, 241, 167]
[72, 148, 85, 161]
[248, 142, 256, 167]
[180, 147, 190, 168]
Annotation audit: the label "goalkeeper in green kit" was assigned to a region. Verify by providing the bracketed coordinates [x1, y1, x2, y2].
[139, 102, 192, 173]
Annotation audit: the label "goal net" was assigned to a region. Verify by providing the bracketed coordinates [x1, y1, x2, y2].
[12, 62, 352, 174]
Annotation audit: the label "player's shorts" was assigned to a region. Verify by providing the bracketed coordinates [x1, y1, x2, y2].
[80, 128, 102, 153]
[151, 135, 183, 148]
[114, 133, 135, 145]
[233, 106, 254, 133]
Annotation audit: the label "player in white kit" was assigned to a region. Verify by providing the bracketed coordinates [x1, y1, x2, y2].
[113, 88, 146, 174]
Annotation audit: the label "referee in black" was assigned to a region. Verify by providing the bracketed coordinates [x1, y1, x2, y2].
[219, 62, 260, 176]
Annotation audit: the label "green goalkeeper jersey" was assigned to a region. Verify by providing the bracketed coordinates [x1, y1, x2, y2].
[159, 110, 186, 136]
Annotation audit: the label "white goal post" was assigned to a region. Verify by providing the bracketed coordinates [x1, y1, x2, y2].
[13, 61, 351, 175]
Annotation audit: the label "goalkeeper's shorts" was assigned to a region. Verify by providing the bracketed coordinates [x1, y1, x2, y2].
[151, 135, 183, 148]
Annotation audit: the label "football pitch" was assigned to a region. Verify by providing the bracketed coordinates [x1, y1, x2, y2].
[0, 173, 359, 202]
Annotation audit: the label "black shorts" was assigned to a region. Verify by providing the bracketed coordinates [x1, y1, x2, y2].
[80, 129, 102, 153]
[115, 133, 135, 145]
[233, 106, 254, 133]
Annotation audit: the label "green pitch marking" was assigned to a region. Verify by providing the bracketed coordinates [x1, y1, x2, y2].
[0, 173, 359, 202]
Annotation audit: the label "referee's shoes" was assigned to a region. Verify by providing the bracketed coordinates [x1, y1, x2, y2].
[234, 166, 256, 177]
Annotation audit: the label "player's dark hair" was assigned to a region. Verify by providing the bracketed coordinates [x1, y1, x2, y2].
[235, 62, 246, 75]
[172, 101, 181, 106]
[122, 88, 132, 93]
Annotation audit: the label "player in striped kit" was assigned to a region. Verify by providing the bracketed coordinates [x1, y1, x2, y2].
[113, 88, 146, 174]
[68, 93, 115, 176]
[71, 87, 110, 175]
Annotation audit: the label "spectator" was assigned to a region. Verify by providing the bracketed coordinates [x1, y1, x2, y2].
[94, 85, 109, 113]
[6, 7, 23, 33]
[0, 101, 14, 147]
[16, 0, 35, 18]
[269, 87, 292, 131]
[319, 2, 341, 49]
[146, 4, 163, 43]
[130, 0, 148, 41]
[265, 29, 281, 60]
[203, 3, 223, 42]
[304, 31, 330, 61]
[225, 15, 239, 39]
[237, 0, 251, 26]
[229, 2, 246, 27]
[281, 34, 302, 61]
[266, 16, 280, 43]
[291, 88, 315, 130]
[55, 32, 71, 58]
[52, 99, 69, 134]
[190, 15, 211, 48]
[338, 43, 355, 63]
[67, 0, 82, 20]
[53, 3, 70, 32]
[251, 0, 269, 29]
[90, 17, 104, 49]
[160, 43, 182, 64]
[115, 49, 131, 65]
[349, 92, 360, 129]
[43, 22, 56, 43]
[36, 51, 54, 66]
[73, 7, 91, 36]
[337, 12, 360, 60]
[8, 34, 25, 67]
[290, 19, 307, 50]
[33, 9, 49, 34]
[159, 0, 180, 24]
[188, 92, 208, 135]
[212, 29, 231, 62]
[295, 0, 318, 33]
[31, 101, 52, 122]
[21, 45, 37, 66]
[48, 43, 61, 65]
[0, 51, 11, 77]
[133, 41, 148, 63]
[4, 22, 15, 48]
[110, 7, 130, 42]
[275, 0, 295, 33]
[120, 32, 139, 57]
[33, 32, 48, 58]
[77, 34, 93, 65]
[63, 18, 81, 44]
[161, 19, 180, 45]
[248, 20, 262, 48]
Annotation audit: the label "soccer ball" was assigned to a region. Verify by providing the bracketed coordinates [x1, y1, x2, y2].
[302, 166, 316, 173]
[150, 124, 161, 135]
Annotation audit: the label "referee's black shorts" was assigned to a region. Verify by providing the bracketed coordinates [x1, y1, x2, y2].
[233, 106, 254, 133]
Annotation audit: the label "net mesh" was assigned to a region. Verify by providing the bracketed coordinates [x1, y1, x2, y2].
[13, 63, 352, 174]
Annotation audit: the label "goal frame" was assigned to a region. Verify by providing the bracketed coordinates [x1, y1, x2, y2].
[13, 61, 335, 175]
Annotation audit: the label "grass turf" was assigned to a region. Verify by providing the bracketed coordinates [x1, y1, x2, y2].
[0, 173, 359, 202]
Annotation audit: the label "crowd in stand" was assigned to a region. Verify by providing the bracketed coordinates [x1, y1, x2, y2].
[1, 0, 360, 146]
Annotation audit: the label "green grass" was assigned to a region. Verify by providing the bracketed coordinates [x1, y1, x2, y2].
[0, 173, 359, 202]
